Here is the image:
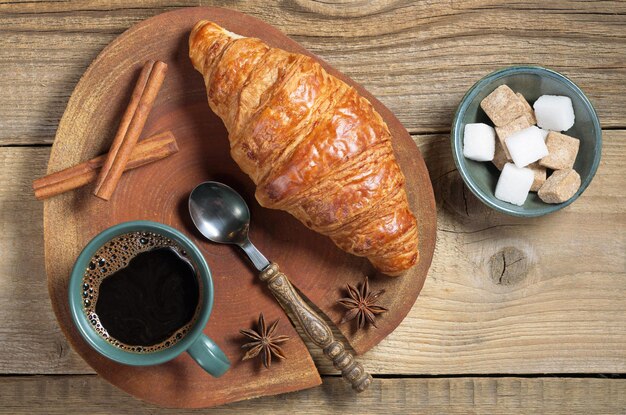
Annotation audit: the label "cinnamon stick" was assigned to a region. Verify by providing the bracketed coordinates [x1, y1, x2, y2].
[33, 131, 178, 200]
[93, 60, 168, 200]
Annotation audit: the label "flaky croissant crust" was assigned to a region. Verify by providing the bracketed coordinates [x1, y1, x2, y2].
[189, 21, 418, 275]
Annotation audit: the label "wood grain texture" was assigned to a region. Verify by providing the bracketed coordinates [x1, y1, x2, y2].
[0, 0, 625, 144]
[0, 147, 91, 374]
[1, 130, 624, 376]
[2, 375, 626, 415]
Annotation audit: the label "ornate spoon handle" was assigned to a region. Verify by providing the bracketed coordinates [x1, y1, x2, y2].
[259, 263, 372, 392]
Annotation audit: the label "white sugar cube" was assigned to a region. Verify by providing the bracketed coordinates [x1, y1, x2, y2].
[533, 95, 575, 131]
[505, 126, 549, 168]
[463, 123, 496, 161]
[495, 163, 534, 206]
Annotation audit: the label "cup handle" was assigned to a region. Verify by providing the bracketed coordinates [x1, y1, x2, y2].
[187, 334, 230, 377]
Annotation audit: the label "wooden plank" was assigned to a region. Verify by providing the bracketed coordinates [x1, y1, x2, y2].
[0, 147, 92, 374]
[1, 130, 624, 375]
[1, 0, 625, 144]
[0, 32, 112, 145]
[1, 1, 624, 32]
[2, 375, 626, 414]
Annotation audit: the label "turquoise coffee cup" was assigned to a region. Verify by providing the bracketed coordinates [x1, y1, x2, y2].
[69, 220, 230, 377]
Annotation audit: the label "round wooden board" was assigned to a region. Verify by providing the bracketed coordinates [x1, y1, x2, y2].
[44, 7, 436, 408]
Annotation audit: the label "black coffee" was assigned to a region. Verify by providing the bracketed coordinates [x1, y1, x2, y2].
[81, 232, 202, 353]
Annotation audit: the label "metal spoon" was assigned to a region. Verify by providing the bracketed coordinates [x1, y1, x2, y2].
[189, 181, 372, 392]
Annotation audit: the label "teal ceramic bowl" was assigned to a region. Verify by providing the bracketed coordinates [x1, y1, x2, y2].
[69, 221, 229, 376]
[451, 66, 602, 217]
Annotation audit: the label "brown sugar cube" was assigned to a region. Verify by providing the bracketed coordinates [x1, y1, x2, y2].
[492, 139, 511, 170]
[539, 131, 580, 170]
[480, 85, 526, 126]
[516, 92, 537, 124]
[538, 169, 581, 203]
[495, 115, 533, 158]
[527, 162, 547, 192]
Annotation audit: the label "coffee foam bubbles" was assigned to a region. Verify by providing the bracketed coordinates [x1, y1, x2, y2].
[81, 231, 201, 353]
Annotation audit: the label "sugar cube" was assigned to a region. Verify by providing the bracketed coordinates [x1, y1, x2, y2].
[516, 92, 537, 124]
[527, 163, 547, 192]
[538, 169, 581, 203]
[492, 140, 510, 170]
[495, 163, 534, 206]
[481, 85, 526, 127]
[539, 131, 580, 170]
[533, 95, 575, 131]
[463, 123, 495, 161]
[505, 126, 549, 168]
[495, 116, 533, 158]
[538, 128, 550, 140]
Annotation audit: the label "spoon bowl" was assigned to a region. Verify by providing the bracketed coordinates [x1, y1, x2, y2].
[189, 181, 251, 245]
[189, 181, 270, 271]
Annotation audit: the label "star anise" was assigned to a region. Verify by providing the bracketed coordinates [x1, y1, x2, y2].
[240, 313, 290, 369]
[338, 276, 388, 329]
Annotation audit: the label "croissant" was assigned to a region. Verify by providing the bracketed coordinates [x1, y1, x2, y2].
[189, 21, 418, 276]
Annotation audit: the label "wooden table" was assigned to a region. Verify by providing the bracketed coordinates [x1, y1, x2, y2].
[1, 1, 624, 413]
